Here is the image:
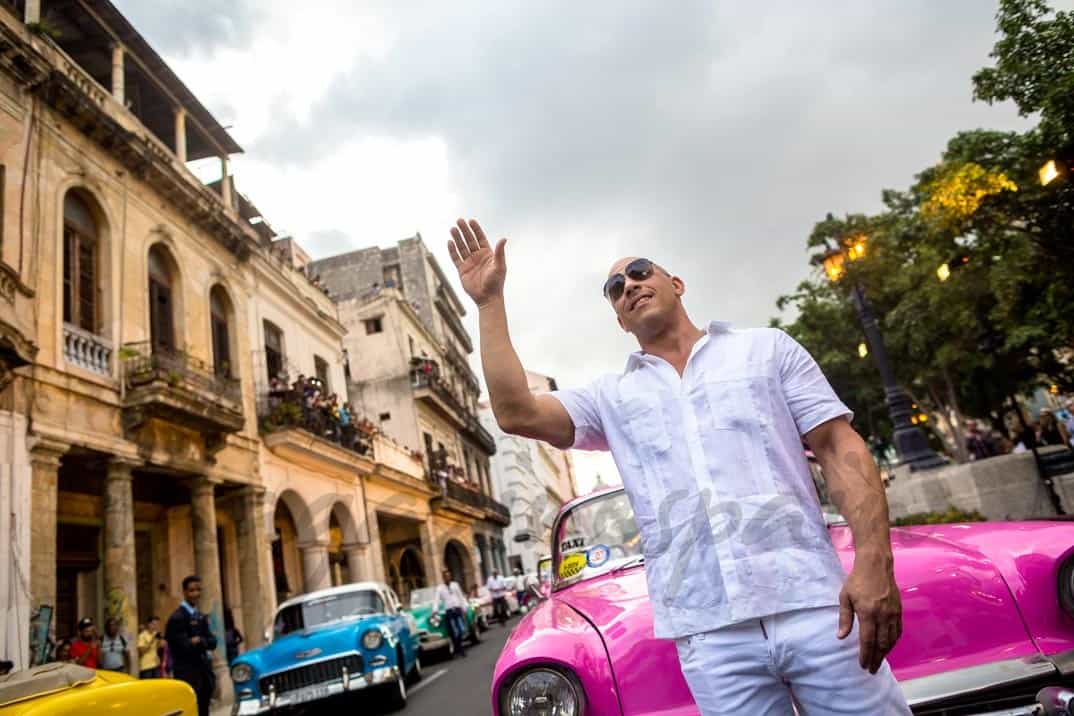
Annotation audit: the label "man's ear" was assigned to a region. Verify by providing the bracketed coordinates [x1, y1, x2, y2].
[672, 275, 686, 297]
[617, 314, 627, 332]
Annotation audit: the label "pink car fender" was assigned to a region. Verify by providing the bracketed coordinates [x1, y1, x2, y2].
[492, 597, 622, 716]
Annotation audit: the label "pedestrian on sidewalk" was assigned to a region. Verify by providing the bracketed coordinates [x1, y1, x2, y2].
[446, 219, 911, 715]
[98, 617, 129, 673]
[138, 616, 164, 678]
[165, 575, 217, 716]
[224, 608, 243, 665]
[69, 617, 99, 669]
[486, 569, 509, 625]
[433, 569, 468, 658]
[965, 420, 997, 460]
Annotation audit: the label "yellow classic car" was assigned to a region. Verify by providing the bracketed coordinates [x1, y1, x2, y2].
[0, 663, 197, 715]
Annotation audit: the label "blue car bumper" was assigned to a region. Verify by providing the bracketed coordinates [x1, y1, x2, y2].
[232, 664, 399, 714]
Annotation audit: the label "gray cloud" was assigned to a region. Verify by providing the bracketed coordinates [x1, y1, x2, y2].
[113, 0, 264, 56]
[244, 1, 1033, 400]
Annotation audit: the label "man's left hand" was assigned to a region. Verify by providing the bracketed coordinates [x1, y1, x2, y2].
[837, 560, 902, 674]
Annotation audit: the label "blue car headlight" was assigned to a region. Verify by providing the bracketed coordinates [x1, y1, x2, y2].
[231, 663, 253, 683]
[362, 628, 384, 650]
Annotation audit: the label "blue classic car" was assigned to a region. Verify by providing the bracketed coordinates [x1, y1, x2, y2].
[230, 581, 422, 714]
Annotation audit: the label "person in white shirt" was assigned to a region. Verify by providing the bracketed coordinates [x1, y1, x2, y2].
[446, 219, 910, 715]
[485, 569, 510, 625]
[432, 569, 468, 658]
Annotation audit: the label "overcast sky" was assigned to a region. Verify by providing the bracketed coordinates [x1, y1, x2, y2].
[116, 0, 1039, 493]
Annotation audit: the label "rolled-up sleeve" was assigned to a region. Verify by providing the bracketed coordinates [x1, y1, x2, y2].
[550, 380, 609, 451]
[775, 330, 853, 435]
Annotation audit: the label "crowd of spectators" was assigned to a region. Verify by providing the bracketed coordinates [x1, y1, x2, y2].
[264, 374, 376, 454]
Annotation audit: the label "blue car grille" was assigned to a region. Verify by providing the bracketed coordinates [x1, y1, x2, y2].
[259, 654, 364, 696]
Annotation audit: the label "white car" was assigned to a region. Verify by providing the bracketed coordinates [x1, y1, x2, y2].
[474, 585, 519, 618]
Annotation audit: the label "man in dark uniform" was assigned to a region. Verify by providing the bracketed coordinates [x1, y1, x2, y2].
[165, 575, 217, 716]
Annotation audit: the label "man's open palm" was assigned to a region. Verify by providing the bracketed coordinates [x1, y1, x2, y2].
[448, 218, 507, 307]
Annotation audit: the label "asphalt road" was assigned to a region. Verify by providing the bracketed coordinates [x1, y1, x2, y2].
[400, 615, 516, 716]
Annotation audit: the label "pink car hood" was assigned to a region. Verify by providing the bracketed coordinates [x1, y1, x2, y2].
[554, 523, 1073, 714]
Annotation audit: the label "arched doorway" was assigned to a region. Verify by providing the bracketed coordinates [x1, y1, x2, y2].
[272, 490, 315, 603]
[443, 539, 474, 592]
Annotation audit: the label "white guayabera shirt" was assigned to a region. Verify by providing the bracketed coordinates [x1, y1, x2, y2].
[552, 322, 852, 639]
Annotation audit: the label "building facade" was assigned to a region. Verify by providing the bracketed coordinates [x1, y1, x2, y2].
[309, 236, 511, 596]
[482, 372, 578, 575]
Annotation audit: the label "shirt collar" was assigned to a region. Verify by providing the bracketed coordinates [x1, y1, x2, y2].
[181, 601, 197, 615]
[625, 320, 732, 372]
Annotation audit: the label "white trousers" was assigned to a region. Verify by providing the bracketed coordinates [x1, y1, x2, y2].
[674, 606, 911, 715]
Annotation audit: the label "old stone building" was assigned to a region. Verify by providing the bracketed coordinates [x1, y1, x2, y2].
[0, 0, 402, 700]
[482, 371, 578, 574]
[309, 236, 510, 598]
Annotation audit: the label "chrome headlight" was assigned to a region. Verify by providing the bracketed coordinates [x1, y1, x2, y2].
[1059, 555, 1074, 617]
[429, 614, 442, 628]
[362, 628, 384, 650]
[504, 668, 582, 716]
[230, 663, 253, 683]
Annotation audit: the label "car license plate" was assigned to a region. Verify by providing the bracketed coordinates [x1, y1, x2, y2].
[290, 684, 333, 704]
[236, 700, 260, 715]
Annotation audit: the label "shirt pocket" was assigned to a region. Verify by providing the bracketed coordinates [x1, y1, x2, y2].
[617, 395, 669, 526]
[692, 376, 776, 498]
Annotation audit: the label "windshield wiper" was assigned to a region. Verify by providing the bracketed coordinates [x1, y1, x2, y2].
[611, 555, 645, 573]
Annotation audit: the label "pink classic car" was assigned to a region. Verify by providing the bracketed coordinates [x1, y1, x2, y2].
[492, 487, 1074, 716]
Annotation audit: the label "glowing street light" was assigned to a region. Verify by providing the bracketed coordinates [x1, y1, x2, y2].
[936, 263, 951, 282]
[1040, 159, 1060, 186]
[858, 342, 868, 359]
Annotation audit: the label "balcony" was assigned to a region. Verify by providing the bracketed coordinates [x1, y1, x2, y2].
[63, 323, 113, 377]
[461, 415, 497, 456]
[431, 479, 512, 526]
[410, 358, 467, 427]
[257, 383, 375, 476]
[120, 342, 244, 446]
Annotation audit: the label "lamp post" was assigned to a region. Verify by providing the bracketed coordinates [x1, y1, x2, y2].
[820, 239, 946, 472]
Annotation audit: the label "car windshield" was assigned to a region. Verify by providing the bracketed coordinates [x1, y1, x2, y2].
[554, 490, 643, 588]
[409, 587, 437, 608]
[274, 590, 384, 637]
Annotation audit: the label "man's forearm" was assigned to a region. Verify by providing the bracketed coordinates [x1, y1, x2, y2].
[817, 428, 893, 565]
[478, 296, 537, 429]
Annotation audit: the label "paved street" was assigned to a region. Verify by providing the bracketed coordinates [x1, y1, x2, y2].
[216, 616, 518, 716]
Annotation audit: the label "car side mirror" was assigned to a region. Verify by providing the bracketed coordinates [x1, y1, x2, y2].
[527, 584, 546, 603]
[263, 627, 272, 644]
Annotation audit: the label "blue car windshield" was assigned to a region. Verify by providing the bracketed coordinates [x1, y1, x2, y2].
[275, 590, 385, 636]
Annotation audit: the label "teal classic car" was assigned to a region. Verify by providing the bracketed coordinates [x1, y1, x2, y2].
[230, 582, 421, 714]
[407, 586, 481, 660]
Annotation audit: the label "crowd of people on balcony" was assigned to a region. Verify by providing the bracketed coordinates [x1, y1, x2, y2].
[264, 374, 377, 454]
[429, 445, 483, 494]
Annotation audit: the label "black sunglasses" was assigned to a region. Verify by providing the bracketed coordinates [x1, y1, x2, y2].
[603, 258, 656, 302]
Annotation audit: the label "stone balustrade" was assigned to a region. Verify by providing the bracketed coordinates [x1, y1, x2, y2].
[63, 323, 113, 376]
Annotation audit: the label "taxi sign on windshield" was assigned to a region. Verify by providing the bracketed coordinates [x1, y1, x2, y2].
[558, 552, 587, 579]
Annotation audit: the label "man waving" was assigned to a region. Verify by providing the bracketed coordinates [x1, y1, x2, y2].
[446, 219, 910, 715]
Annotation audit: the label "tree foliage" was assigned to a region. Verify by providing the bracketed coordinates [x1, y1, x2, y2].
[774, 0, 1074, 452]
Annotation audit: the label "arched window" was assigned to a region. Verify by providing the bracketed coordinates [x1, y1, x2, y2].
[148, 246, 175, 353]
[210, 285, 233, 377]
[63, 192, 99, 332]
[263, 320, 284, 382]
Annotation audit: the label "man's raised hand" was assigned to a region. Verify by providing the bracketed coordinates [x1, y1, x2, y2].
[448, 218, 507, 308]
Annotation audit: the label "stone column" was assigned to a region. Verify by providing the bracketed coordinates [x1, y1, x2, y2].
[110, 45, 124, 104]
[29, 440, 66, 633]
[174, 108, 187, 164]
[219, 156, 233, 211]
[191, 477, 233, 706]
[299, 542, 331, 593]
[418, 520, 442, 587]
[342, 543, 367, 583]
[235, 487, 271, 650]
[365, 506, 385, 583]
[103, 457, 139, 674]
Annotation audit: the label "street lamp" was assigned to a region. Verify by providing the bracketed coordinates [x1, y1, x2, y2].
[819, 236, 946, 471]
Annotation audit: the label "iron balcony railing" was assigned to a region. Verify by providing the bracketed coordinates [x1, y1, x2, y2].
[462, 415, 497, 455]
[121, 341, 241, 404]
[437, 481, 511, 525]
[410, 364, 468, 420]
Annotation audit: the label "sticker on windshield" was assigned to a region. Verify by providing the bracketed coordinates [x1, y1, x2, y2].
[558, 552, 587, 580]
[586, 544, 610, 569]
[560, 536, 586, 553]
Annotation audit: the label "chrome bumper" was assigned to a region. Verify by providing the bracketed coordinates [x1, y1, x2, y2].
[900, 648, 1074, 715]
[232, 665, 399, 715]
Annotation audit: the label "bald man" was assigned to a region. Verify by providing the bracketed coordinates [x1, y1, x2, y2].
[446, 219, 910, 715]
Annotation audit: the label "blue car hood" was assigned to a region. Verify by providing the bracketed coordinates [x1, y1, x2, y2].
[238, 614, 392, 677]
